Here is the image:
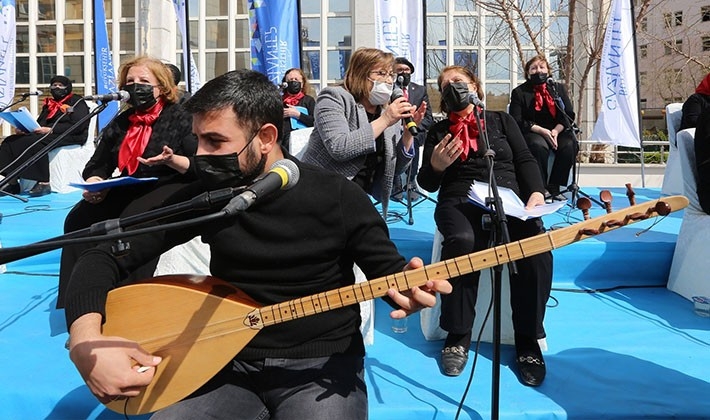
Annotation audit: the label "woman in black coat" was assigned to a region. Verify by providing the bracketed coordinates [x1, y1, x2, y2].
[509, 55, 577, 200]
[281, 68, 316, 151]
[0, 75, 91, 196]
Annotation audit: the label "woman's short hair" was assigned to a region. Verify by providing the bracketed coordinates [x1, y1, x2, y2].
[524, 54, 550, 79]
[437, 65, 483, 114]
[344, 47, 395, 103]
[118, 56, 179, 104]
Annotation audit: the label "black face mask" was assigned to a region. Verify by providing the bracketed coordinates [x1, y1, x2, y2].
[529, 72, 548, 85]
[122, 83, 157, 110]
[192, 142, 267, 190]
[50, 87, 69, 100]
[396, 72, 411, 88]
[286, 81, 302, 95]
[442, 82, 470, 113]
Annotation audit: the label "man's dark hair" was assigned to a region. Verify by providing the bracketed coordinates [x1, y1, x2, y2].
[184, 69, 283, 142]
[166, 63, 181, 85]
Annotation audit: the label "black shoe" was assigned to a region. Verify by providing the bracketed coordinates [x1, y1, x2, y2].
[27, 182, 51, 197]
[441, 345, 469, 376]
[515, 337, 546, 386]
[545, 185, 566, 202]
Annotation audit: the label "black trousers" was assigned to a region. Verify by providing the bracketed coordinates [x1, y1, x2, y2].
[56, 178, 195, 308]
[524, 129, 578, 188]
[434, 196, 553, 341]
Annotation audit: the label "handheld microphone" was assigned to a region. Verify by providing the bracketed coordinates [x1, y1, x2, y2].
[279, 82, 289, 90]
[223, 159, 300, 214]
[468, 93, 485, 108]
[21, 90, 43, 98]
[83, 91, 130, 102]
[390, 86, 418, 136]
[546, 77, 556, 86]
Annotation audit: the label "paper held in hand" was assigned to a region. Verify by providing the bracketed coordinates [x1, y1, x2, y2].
[468, 182, 566, 221]
[0, 107, 41, 132]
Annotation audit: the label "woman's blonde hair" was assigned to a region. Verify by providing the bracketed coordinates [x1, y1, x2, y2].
[344, 47, 395, 103]
[118, 56, 179, 104]
[281, 68, 312, 96]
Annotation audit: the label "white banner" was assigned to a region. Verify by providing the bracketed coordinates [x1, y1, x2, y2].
[590, 0, 641, 148]
[0, 0, 16, 111]
[374, 0, 424, 86]
[172, 0, 201, 93]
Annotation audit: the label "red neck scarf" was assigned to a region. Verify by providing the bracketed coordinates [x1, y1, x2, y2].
[43, 93, 74, 120]
[449, 108, 484, 161]
[696, 74, 710, 95]
[118, 99, 165, 175]
[283, 91, 305, 106]
[533, 83, 557, 118]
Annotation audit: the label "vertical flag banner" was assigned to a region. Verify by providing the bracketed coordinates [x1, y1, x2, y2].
[590, 0, 641, 148]
[248, 0, 301, 86]
[374, 0, 424, 86]
[172, 0, 201, 93]
[93, 0, 119, 131]
[0, 0, 17, 110]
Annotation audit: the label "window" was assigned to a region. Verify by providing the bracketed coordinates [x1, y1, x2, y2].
[675, 39, 683, 52]
[703, 6, 710, 22]
[664, 43, 672, 55]
[663, 13, 672, 28]
[640, 17, 647, 31]
[674, 11, 683, 26]
[640, 44, 648, 58]
[703, 36, 710, 51]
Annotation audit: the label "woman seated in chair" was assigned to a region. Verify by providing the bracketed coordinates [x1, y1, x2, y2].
[0, 76, 91, 197]
[509, 55, 577, 201]
[680, 72, 710, 131]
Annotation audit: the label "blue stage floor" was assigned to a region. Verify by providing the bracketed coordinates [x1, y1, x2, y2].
[1, 187, 709, 419]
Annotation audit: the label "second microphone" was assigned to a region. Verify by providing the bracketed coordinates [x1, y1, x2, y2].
[390, 86, 418, 136]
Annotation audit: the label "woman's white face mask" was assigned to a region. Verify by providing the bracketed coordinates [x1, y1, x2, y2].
[369, 79, 393, 106]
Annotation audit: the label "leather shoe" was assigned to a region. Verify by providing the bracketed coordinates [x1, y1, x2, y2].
[27, 182, 51, 197]
[441, 345, 469, 376]
[516, 351, 546, 386]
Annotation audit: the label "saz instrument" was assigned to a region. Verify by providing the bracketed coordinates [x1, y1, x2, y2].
[102, 194, 688, 414]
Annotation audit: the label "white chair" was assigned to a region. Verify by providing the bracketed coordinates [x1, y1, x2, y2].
[420, 229, 516, 345]
[288, 127, 313, 159]
[666, 127, 710, 301]
[661, 103, 684, 196]
[46, 102, 99, 193]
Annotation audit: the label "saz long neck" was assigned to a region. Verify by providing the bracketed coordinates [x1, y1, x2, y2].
[244, 196, 687, 330]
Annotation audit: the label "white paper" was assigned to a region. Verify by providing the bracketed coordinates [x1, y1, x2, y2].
[468, 182, 566, 221]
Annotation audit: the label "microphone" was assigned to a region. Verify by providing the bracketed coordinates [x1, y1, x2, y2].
[468, 93, 485, 108]
[279, 82, 288, 90]
[21, 90, 43, 97]
[390, 86, 418, 136]
[223, 159, 300, 214]
[546, 77, 555, 86]
[83, 91, 130, 102]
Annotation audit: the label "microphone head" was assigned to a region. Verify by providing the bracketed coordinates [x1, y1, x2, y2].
[269, 159, 300, 190]
[117, 90, 130, 101]
[280, 82, 289, 90]
[468, 93, 484, 107]
[33, 90, 43, 96]
[546, 77, 555, 85]
[390, 86, 404, 102]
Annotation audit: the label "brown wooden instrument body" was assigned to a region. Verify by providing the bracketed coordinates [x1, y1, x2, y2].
[102, 195, 689, 415]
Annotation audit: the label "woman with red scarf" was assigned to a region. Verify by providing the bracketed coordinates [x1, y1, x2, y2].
[509, 55, 577, 201]
[280, 68, 315, 150]
[417, 65, 552, 387]
[680, 72, 710, 130]
[0, 75, 90, 197]
[57, 56, 197, 308]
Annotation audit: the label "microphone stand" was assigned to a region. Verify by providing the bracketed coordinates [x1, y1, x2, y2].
[0, 95, 36, 202]
[0, 101, 108, 201]
[546, 81, 604, 209]
[472, 104, 515, 420]
[0, 186, 243, 265]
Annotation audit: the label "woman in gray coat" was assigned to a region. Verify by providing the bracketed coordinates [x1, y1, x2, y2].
[302, 47, 427, 216]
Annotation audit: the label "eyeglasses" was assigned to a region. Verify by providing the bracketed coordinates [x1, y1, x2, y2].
[369, 70, 395, 80]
